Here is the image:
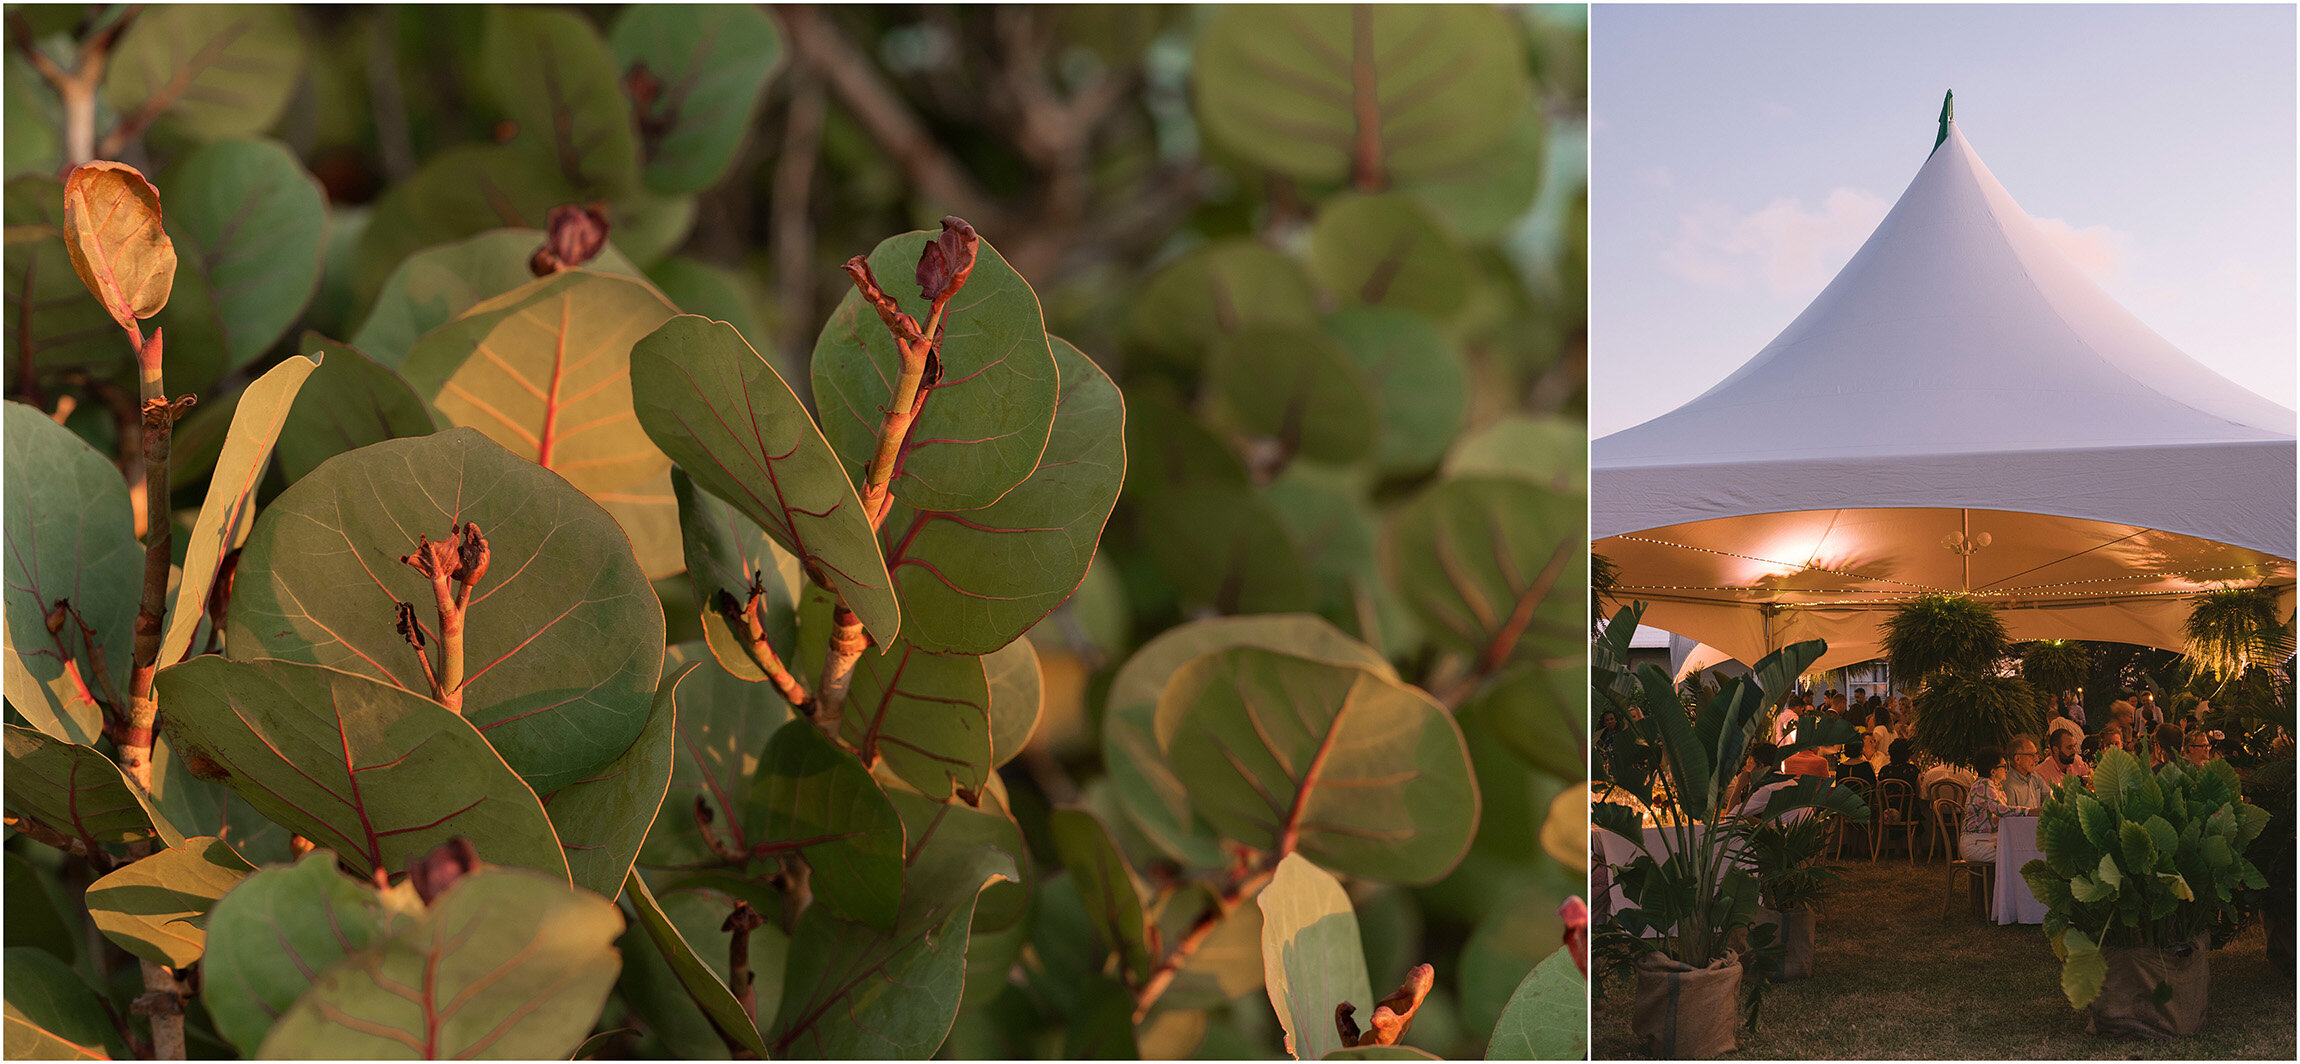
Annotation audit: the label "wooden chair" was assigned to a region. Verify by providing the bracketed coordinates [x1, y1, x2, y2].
[1833, 776, 1876, 861]
[1876, 777, 1919, 860]
[1936, 797, 1996, 921]
[1923, 778, 1969, 861]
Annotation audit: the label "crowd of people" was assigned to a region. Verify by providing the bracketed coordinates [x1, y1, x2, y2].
[1709, 685, 2233, 862]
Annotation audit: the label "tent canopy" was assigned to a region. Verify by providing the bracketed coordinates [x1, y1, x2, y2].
[1593, 109, 2297, 672]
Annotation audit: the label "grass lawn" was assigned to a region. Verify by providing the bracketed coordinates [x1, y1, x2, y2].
[1593, 855, 2295, 1059]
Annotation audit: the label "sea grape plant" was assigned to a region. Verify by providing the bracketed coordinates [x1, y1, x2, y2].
[6, 5, 1590, 1061]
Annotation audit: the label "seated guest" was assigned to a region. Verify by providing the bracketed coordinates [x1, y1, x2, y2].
[2150, 723, 2184, 770]
[2037, 725, 2089, 789]
[1879, 739, 1920, 791]
[2080, 732, 2109, 765]
[1878, 738, 1921, 821]
[1782, 740, 1834, 778]
[2100, 722, 2129, 754]
[2000, 736, 2050, 809]
[1959, 746, 2019, 862]
[1836, 746, 1876, 790]
[1769, 696, 1804, 744]
[1723, 740, 1772, 815]
[2183, 729, 2215, 767]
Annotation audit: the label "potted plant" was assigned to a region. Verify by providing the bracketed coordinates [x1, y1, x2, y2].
[1911, 668, 2044, 770]
[1736, 812, 1842, 982]
[2021, 747, 2270, 1038]
[1591, 603, 1865, 1058]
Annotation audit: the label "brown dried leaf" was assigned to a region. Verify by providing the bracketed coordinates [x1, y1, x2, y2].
[61, 162, 175, 329]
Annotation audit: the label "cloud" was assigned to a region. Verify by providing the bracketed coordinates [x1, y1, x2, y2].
[1659, 188, 1890, 295]
[2030, 217, 2133, 282]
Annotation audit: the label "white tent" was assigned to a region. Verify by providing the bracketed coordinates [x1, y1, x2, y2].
[1592, 106, 2298, 672]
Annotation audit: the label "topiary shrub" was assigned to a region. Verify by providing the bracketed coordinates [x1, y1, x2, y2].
[2185, 587, 2292, 684]
[1882, 593, 2010, 682]
[2020, 639, 2093, 698]
[1911, 670, 2042, 771]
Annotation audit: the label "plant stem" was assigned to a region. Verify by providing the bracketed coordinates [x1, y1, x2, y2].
[718, 587, 809, 708]
[813, 606, 868, 743]
[723, 902, 765, 1026]
[1130, 856, 1280, 1022]
[8, 9, 131, 168]
[122, 328, 172, 792]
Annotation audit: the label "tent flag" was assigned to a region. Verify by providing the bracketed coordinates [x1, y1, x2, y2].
[1933, 89, 1954, 154]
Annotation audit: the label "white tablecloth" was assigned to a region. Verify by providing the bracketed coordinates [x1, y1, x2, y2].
[1994, 815, 2049, 924]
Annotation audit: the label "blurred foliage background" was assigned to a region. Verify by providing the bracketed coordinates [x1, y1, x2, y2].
[6, 4, 1588, 1059]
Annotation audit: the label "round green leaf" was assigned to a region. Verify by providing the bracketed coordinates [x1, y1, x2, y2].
[5, 56, 59, 181]
[1192, 5, 1527, 184]
[155, 657, 571, 883]
[152, 138, 325, 393]
[351, 228, 644, 369]
[673, 468, 803, 686]
[619, 869, 775, 1058]
[202, 851, 395, 1056]
[811, 230, 1058, 512]
[3, 947, 127, 1059]
[102, 5, 306, 144]
[768, 795, 1019, 1059]
[1442, 415, 1585, 494]
[1402, 104, 1548, 242]
[475, 7, 641, 199]
[544, 661, 680, 899]
[880, 337, 1124, 654]
[644, 256, 772, 355]
[3, 402, 138, 746]
[259, 867, 623, 1060]
[839, 640, 992, 803]
[1141, 482, 1316, 616]
[84, 836, 253, 968]
[638, 643, 793, 871]
[277, 334, 436, 485]
[1127, 238, 1321, 370]
[748, 718, 906, 932]
[1309, 193, 1470, 320]
[985, 634, 1042, 769]
[350, 144, 584, 306]
[401, 269, 679, 496]
[1157, 647, 1479, 885]
[5, 177, 121, 383]
[1259, 853, 1373, 1063]
[609, 5, 783, 196]
[1263, 463, 1381, 612]
[1383, 477, 1583, 668]
[1048, 808, 1152, 985]
[1207, 326, 1379, 465]
[633, 315, 900, 643]
[1120, 381, 1249, 501]
[224, 428, 665, 792]
[1104, 614, 1392, 870]
[1469, 663, 1584, 781]
[3, 724, 181, 850]
[4, 853, 78, 966]
[1324, 307, 1467, 474]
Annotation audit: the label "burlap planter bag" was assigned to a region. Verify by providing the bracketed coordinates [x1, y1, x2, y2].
[2087, 933, 2210, 1039]
[1630, 950, 1741, 1058]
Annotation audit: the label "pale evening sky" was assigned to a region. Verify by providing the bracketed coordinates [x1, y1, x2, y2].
[1588, 4, 2298, 439]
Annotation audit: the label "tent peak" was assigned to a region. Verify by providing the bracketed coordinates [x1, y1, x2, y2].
[1932, 90, 1955, 155]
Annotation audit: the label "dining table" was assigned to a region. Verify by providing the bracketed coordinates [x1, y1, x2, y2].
[1993, 814, 2050, 924]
